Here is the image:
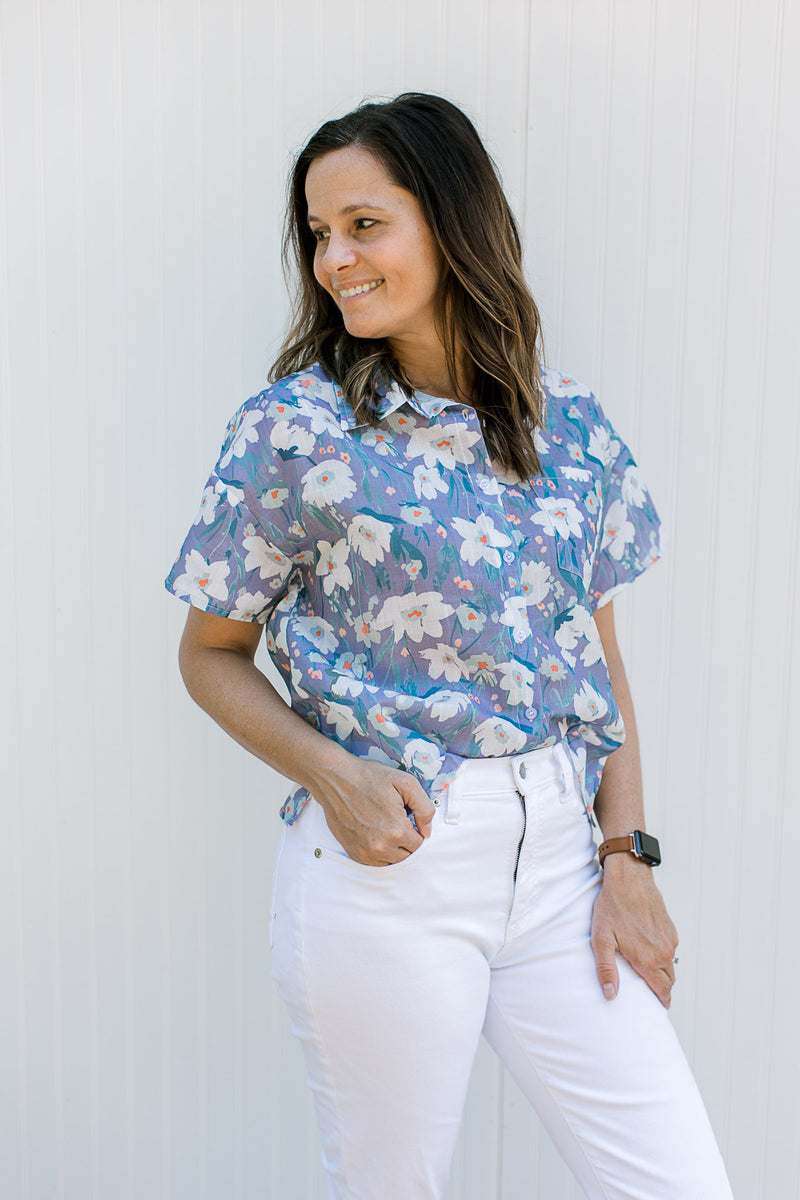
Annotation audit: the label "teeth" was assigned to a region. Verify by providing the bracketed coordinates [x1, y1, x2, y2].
[340, 280, 383, 298]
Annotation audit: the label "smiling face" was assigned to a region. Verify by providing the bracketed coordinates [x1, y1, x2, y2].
[305, 146, 445, 358]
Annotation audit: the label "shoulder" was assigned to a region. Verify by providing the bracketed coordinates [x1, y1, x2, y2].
[217, 362, 344, 468]
[536, 364, 612, 459]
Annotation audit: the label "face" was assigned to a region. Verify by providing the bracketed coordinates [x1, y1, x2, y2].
[304, 146, 444, 351]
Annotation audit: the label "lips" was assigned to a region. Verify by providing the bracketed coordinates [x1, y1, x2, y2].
[336, 279, 385, 299]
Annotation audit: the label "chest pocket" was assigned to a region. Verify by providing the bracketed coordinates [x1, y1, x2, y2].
[537, 473, 602, 595]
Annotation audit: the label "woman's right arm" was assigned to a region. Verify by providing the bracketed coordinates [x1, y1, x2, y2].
[178, 607, 435, 864]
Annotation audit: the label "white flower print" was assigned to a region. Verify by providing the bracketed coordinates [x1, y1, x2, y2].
[171, 549, 230, 608]
[573, 683, 609, 722]
[293, 615, 339, 654]
[347, 513, 394, 564]
[473, 717, 528, 756]
[499, 595, 532, 643]
[412, 463, 448, 500]
[465, 653, 497, 684]
[419, 644, 468, 683]
[242, 534, 294, 581]
[402, 559, 425, 581]
[532, 496, 584, 539]
[402, 739, 445, 780]
[425, 691, 471, 721]
[451, 513, 512, 568]
[230, 590, 270, 622]
[601, 499, 635, 560]
[405, 422, 481, 469]
[587, 424, 621, 468]
[193, 485, 220, 526]
[219, 409, 264, 468]
[554, 605, 604, 668]
[560, 466, 592, 482]
[520, 560, 553, 605]
[539, 654, 568, 681]
[307, 406, 344, 438]
[497, 660, 536, 707]
[621, 465, 647, 507]
[400, 503, 433, 525]
[360, 428, 393, 456]
[541, 370, 593, 398]
[456, 603, 486, 633]
[367, 702, 401, 738]
[320, 699, 364, 739]
[214, 479, 245, 507]
[270, 422, 315, 457]
[301, 459, 357, 506]
[373, 591, 455, 644]
[315, 539, 353, 595]
[260, 485, 289, 509]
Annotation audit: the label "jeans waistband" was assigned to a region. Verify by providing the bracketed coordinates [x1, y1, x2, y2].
[442, 741, 572, 822]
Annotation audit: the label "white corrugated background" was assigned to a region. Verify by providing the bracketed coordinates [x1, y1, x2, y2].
[2, 1, 799, 1196]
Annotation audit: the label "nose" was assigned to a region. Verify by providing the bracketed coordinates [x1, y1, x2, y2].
[319, 231, 358, 274]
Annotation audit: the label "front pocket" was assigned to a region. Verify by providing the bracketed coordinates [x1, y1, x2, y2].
[312, 798, 433, 877]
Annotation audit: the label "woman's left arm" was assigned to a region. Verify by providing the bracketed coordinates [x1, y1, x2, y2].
[590, 600, 679, 1009]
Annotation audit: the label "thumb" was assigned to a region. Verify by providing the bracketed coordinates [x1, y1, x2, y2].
[593, 935, 619, 1001]
[396, 775, 437, 838]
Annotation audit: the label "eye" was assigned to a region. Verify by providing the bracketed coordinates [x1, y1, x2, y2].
[311, 228, 329, 243]
[354, 218, 378, 231]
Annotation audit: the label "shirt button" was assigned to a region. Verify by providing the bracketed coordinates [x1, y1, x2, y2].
[503, 549, 516, 564]
[433, 797, 441, 806]
[525, 706, 538, 720]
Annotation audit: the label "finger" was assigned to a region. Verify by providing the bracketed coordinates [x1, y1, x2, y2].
[592, 937, 619, 1001]
[397, 778, 437, 838]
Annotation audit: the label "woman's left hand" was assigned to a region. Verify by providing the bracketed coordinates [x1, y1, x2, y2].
[590, 854, 679, 1008]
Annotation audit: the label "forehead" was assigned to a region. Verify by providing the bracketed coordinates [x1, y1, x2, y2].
[304, 146, 411, 219]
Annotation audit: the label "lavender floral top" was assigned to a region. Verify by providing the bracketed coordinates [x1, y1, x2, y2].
[165, 362, 662, 823]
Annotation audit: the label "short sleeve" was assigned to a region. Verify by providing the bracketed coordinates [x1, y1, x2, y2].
[164, 397, 304, 623]
[587, 404, 664, 611]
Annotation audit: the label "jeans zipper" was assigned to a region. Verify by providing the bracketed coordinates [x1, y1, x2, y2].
[513, 789, 527, 882]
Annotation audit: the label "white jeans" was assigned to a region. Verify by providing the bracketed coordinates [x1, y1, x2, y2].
[270, 741, 733, 1199]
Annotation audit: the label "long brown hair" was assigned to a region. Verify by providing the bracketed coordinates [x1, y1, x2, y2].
[271, 92, 546, 479]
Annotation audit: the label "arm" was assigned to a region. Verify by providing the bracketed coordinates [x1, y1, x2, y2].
[178, 606, 435, 863]
[590, 600, 678, 1008]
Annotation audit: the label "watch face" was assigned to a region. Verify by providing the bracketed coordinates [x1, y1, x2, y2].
[633, 830, 661, 866]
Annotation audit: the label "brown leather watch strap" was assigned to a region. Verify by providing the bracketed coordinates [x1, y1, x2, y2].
[597, 835, 636, 866]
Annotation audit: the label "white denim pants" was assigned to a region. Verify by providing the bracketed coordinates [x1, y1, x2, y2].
[270, 741, 733, 1199]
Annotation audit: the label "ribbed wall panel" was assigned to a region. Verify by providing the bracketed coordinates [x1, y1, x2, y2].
[2, 2, 798, 1196]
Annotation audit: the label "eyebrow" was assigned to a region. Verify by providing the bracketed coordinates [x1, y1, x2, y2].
[306, 203, 391, 224]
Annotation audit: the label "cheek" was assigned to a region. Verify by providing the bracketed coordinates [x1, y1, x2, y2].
[312, 250, 330, 292]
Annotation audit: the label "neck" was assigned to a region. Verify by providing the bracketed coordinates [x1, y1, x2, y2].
[387, 335, 471, 401]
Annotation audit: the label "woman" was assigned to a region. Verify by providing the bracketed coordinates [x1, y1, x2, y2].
[166, 93, 733, 1199]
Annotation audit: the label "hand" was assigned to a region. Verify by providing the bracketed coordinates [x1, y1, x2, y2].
[303, 752, 437, 866]
[590, 854, 679, 1008]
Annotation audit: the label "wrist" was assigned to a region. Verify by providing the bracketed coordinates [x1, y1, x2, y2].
[296, 737, 357, 795]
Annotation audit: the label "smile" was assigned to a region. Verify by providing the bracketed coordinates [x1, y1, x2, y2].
[338, 279, 384, 299]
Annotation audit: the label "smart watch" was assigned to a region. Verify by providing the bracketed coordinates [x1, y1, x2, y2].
[598, 830, 661, 867]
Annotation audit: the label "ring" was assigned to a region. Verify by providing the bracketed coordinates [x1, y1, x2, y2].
[673, 957, 679, 965]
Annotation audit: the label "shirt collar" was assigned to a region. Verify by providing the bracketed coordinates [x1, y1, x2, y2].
[334, 377, 462, 430]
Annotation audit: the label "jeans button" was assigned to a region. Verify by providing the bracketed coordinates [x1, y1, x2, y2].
[519, 762, 527, 779]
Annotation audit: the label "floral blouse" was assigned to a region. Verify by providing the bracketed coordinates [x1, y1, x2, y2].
[165, 362, 663, 824]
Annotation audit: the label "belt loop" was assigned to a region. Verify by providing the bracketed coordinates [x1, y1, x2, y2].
[444, 777, 462, 825]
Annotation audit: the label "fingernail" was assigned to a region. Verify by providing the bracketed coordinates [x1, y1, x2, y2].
[603, 984, 616, 1000]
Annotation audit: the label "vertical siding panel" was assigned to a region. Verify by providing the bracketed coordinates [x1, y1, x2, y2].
[761, 5, 800, 1194]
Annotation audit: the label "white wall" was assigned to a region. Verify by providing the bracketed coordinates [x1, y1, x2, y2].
[2, 1, 799, 1196]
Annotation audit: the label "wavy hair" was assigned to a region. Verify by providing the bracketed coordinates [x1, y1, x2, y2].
[270, 92, 546, 479]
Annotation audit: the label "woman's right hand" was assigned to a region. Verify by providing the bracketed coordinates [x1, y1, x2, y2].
[304, 754, 437, 867]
